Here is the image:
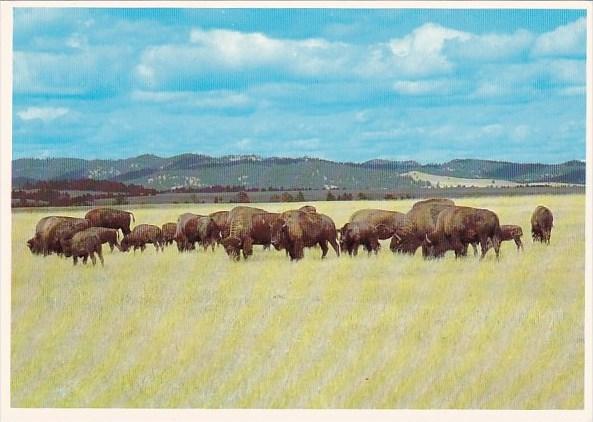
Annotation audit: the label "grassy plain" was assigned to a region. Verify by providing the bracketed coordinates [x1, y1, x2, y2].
[11, 195, 585, 408]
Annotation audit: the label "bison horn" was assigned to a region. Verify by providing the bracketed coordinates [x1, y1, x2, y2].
[394, 233, 401, 241]
[425, 234, 432, 244]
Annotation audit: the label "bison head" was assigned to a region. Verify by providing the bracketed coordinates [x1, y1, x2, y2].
[221, 236, 241, 260]
[119, 236, 131, 252]
[27, 237, 41, 254]
[270, 219, 287, 251]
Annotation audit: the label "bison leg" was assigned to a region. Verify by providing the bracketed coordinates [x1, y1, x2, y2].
[515, 237, 523, 251]
[73, 256, 78, 266]
[242, 237, 253, 260]
[319, 240, 329, 258]
[328, 237, 340, 257]
[82, 254, 88, 264]
[90, 252, 97, 266]
[471, 242, 478, 256]
[141, 244, 146, 253]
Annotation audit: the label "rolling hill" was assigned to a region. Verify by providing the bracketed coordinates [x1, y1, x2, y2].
[12, 154, 585, 191]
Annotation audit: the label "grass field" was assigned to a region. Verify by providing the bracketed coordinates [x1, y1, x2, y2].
[11, 195, 585, 408]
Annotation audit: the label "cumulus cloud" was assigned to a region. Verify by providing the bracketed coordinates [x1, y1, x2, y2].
[131, 90, 252, 109]
[17, 107, 69, 122]
[532, 17, 586, 57]
[393, 79, 457, 96]
[444, 29, 534, 62]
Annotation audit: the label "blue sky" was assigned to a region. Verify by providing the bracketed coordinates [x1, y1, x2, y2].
[12, 8, 587, 163]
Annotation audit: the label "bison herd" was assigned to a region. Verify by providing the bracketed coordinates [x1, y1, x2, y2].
[26, 199, 554, 266]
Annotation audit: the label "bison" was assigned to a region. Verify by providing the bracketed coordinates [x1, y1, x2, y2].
[531, 206, 553, 244]
[220, 207, 280, 260]
[28, 216, 86, 256]
[85, 207, 135, 235]
[50, 218, 92, 256]
[349, 209, 409, 241]
[120, 224, 164, 253]
[175, 213, 218, 252]
[339, 221, 380, 256]
[83, 227, 120, 252]
[65, 229, 104, 266]
[389, 198, 455, 255]
[161, 223, 177, 246]
[270, 210, 340, 261]
[209, 210, 230, 246]
[424, 206, 502, 260]
[487, 224, 523, 251]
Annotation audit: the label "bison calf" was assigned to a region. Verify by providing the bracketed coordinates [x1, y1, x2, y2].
[161, 222, 177, 246]
[67, 230, 104, 266]
[120, 224, 164, 253]
[339, 222, 380, 256]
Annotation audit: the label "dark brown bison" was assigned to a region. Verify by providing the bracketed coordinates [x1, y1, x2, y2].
[120, 224, 164, 253]
[349, 209, 409, 240]
[270, 210, 340, 261]
[424, 206, 502, 259]
[209, 210, 230, 245]
[85, 207, 135, 235]
[339, 221, 380, 256]
[175, 213, 218, 252]
[27, 216, 86, 256]
[299, 205, 317, 213]
[220, 207, 280, 260]
[531, 206, 553, 244]
[390, 198, 455, 255]
[65, 229, 104, 266]
[161, 223, 177, 246]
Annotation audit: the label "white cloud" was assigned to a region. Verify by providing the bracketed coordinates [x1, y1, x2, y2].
[17, 107, 69, 122]
[532, 17, 586, 57]
[388, 23, 470, 76]
[445, 29, 534, 62]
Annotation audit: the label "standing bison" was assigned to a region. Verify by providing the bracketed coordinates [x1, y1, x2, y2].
[390, 198, 455, 255]
[85, 207, 135, 235]
[120, 224, 164, 253]
[161, 223, 177, 246]
[175, 213, 218, 252]
[220, 206, 280, 260]
[349, 209, 409, 241]
[424, 206, 502, 259]
[83, 227, 120, 252]
[488, 224, 523, 251]
[270, 210, 340, 261]
[64, 229, 104, 266]
[531, 206, 553, 244]
[339, 221, 380, 256]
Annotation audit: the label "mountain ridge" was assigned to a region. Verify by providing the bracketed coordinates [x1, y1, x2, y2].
[12, 154, 586, 190]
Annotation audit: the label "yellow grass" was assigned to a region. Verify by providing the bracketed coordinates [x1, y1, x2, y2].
[11, 195, 585, 408]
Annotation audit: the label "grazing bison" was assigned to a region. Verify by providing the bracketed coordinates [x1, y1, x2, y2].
[220, 207, 280, 260]
[209, 210, 230, 245]
[424, 206, 502, 259]
[349, 209, 409, 240]
[390, 198, 455, 255]
[531, 206, 553, 244]
[65, 229, 104, 266]
[175, 213, 218, 252]
[27, 216, 86, 256]
[270, 210, 340, 261]
[161, 223, 177, 246]
[339, 221, 380, 256]
[85, 207, 135, 235]
[120, 224, 164, 253]
[299, 205, 317, 213]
